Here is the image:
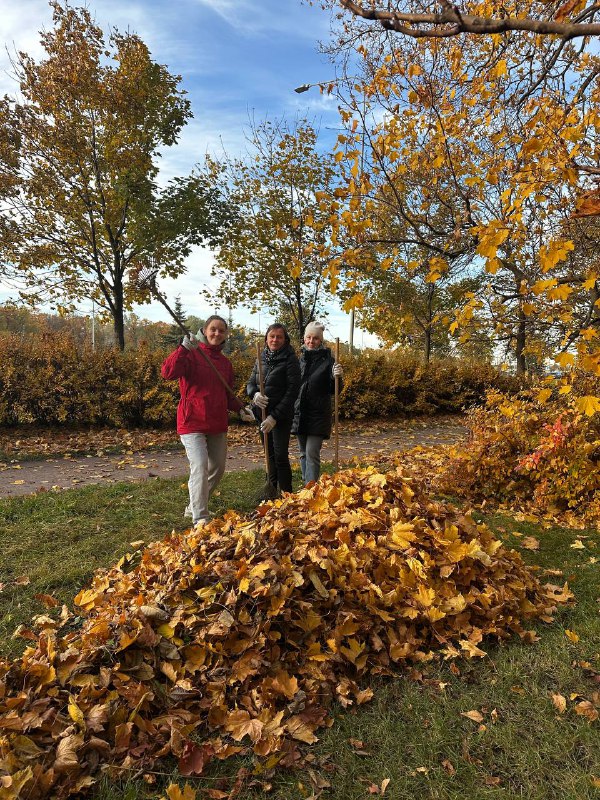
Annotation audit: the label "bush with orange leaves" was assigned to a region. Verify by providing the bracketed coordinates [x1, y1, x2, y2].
[440, 373, 600, 526]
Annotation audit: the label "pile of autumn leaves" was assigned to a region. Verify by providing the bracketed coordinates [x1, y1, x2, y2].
[0, 467, 570, 799]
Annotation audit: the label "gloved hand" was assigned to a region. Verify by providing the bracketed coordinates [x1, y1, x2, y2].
[182, 333, 199, 350]
[333, 363, 343, 378]
[253, 392, 269, 410]
[260, 415, 276, 434]
[239, 405, 255, 423]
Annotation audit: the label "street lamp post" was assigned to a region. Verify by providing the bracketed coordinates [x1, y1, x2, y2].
[295, 77, 365, 354]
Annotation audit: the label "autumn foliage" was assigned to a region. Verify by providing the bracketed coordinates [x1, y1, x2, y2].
[0, 467, 571, 798]
[440, 375, 600, 525]
[0, 332, 516, 427]
[338, 351, 520, 419]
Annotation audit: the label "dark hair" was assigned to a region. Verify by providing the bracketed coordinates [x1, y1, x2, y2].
[202, 315, 228, 334]
[264, 323, 290, 346]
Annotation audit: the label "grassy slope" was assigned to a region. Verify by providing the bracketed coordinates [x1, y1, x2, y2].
[0, 473, 598, 800]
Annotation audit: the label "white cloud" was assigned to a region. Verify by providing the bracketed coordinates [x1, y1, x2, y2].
[193, 0, 331, 39]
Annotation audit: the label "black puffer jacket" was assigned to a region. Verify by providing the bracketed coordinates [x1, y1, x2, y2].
[292, 346, 340, 439]
[247, 344, 301, 424]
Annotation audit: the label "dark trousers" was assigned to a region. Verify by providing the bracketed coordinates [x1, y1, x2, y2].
[262, 420, 293, 492]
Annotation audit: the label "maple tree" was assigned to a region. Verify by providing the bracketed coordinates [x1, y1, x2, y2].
[0, 466, 571, 797]
[313, 4, 600, 377]
[0, 3, 228, 350]
[206, 118, 343, 343]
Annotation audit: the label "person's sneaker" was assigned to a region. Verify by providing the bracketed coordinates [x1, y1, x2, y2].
[184, 505, 193, 519]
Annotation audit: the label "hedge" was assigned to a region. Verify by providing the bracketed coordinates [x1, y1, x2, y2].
[0, 332, 520, 427]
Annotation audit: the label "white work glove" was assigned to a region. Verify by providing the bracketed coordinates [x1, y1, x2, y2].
[333, 363, 343, 378]
[239, 405, 255, 423]
[182, 333, 199, 350]
[253, 392, 269, 410]
[260, 415, 276, 434]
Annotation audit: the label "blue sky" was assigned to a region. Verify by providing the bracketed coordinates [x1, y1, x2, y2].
[0, 0, 377, 346]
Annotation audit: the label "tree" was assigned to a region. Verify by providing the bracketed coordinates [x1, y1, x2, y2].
[160, 296, 188, 349]
[319, 8, 600, 375]
[337, 0, 600, 39]
[207, 118, 342, 344]
[0, 2, 228, 350]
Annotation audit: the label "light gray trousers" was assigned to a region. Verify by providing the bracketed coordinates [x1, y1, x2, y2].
[180, 432, 227, 523]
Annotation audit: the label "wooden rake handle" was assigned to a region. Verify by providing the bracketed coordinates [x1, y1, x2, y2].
[334, 337, 340, 472]
[256, 341, 271, 476]
[152, 290, 240, 404]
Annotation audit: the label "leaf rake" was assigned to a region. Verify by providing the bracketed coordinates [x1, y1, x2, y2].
[134, 264, 241, 402]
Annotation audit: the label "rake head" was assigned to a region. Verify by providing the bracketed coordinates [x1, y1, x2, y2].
[133, 264, 160, 293]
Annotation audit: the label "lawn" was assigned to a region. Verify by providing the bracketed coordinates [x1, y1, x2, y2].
[0, 469, 598, 800]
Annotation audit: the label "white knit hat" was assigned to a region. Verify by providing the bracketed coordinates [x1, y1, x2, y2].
[304, 321, 325, 339]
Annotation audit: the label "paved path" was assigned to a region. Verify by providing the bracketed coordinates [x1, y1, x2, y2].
[0, 420, 466, 499]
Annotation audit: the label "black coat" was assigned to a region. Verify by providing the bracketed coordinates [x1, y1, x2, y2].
[292, 347, 340, 439]
[247, 344, 301, 425]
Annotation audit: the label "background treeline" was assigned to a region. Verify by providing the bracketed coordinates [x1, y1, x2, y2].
[0, 325, 520, 427]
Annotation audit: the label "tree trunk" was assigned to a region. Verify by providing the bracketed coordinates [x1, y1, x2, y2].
[423, 328, 431, 365]
[515, 308, 527, 376]
[112, 274, 126, 351]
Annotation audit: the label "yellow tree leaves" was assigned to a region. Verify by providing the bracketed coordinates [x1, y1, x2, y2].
[0, 467, 568, 798]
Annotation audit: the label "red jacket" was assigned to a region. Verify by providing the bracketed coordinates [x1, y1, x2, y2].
[161, 343, 243, 435]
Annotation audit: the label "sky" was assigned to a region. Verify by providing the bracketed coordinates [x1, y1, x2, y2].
[0, 0, 379, 348]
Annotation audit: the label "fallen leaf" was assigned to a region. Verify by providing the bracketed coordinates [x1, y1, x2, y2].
[522, 536, 540, 551]
[551, 693, 567, 713]
[461, 710, 484, 723]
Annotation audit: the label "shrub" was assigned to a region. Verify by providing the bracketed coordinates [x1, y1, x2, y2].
[439, 373, 600, 525]
[0, 334, 520, 428]
[339, 350, 520, 419]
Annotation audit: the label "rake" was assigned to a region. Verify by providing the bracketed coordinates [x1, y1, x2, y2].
[256, 340, 279, 501]
[134, 264, 242, 403]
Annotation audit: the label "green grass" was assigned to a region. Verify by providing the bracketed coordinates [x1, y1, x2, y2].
[1, 475, 599, 799]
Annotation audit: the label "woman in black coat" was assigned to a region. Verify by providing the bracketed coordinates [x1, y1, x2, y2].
[292, 322, 343, 485]
[247, 323, 301, 494]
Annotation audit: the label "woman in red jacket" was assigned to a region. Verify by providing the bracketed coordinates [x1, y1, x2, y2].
[161, 315, 254, 527]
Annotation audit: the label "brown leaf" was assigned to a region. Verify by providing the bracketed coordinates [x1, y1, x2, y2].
[178, 741, 214, 776]
[461, 710, 484, 723]
[522, 536, 540, 551]
[551, 693, 567, 713]
[54, 734, 84, 773]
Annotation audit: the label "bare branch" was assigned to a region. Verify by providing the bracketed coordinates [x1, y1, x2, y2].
[340, 0, 600, 39]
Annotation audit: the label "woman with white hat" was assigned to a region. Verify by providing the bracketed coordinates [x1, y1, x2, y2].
[292, 321, 343, 485]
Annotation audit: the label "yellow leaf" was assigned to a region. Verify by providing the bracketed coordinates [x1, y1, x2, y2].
[539, 240, 574, 273]
[532, 278, 558, 295]
[565, 629, 580, 643]
[555, 352, 575, 368]
[342, 293, 364, 312]
[575, 396, 600, 416]
[166, 783, 197, 800]
[388, 522, 417, 550]
[157, 623, 176, 639]
[536, 388, 552, 404]
[68, 697, 86, 730]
